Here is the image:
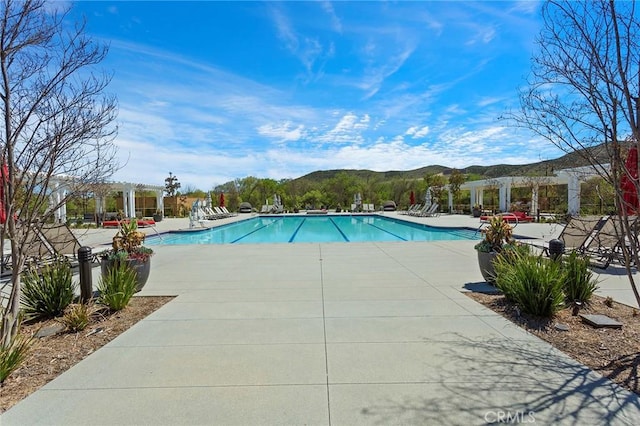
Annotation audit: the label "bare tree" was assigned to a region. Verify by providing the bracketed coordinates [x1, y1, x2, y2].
[1, 0, 118, 346]
[512, 0, 640, 307]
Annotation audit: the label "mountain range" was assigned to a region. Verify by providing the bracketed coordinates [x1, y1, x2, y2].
[295, 143, 613, 182]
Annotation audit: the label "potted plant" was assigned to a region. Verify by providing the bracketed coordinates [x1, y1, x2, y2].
[100, 220, 154, 292]
[153, 208, 163, 222]
[474, 216, 514, 284]
[472, 205, 482, 217]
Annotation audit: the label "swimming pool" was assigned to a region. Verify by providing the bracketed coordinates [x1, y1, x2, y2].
[147, 215, 480, 245]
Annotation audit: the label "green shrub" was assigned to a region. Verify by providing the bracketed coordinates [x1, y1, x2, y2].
[0, 309, 32, 384]
[494, 252, 565, 317]
[59, 303, 96, 332]
[98, 262, 137, 311]
[21, 260, 75, 319]
[562, 252, 599, 305]
[0, 334, 32, 383]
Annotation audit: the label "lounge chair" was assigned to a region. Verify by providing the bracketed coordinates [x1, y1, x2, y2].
[408, 204, 429, 216]
[585, 216, 640, 268]
[40, 223, 81, 260]
[402, 204, 420, 215]
[412, 203, 439, 217]
[527, 216, 603, 256]
[221, 206, 237, 216]
[209, 206, 227, 219]
[422, 203, 440, 217]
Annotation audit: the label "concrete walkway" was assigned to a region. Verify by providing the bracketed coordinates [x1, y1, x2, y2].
[3, 214, 640, 425]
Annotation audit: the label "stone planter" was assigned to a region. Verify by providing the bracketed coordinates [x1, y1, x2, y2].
[477, 251, 499, 285]
[101, 257, 151, 292]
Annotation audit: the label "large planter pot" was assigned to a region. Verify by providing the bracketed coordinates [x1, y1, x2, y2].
[477, 251, 499, 285]
[101, 257, 151, 292]
[153, 214, 163, 222]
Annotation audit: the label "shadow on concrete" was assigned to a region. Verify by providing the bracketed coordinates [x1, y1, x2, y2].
[355, 334, 640, 425]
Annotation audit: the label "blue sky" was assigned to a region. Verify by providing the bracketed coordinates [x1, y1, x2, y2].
[68, 0, 563, 190]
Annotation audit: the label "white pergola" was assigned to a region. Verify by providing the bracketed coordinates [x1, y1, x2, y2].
[49, 178, 165, 223]
[448, 165, 608, 216]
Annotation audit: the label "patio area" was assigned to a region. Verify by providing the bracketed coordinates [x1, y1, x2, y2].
[3, 214, 640, 425]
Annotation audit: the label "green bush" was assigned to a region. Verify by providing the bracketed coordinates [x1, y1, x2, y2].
[0, 309, 32, 384]
[563, 252, 599, 305]
[98, 262, 137, 311]
[494, 252, 565, 317]
[21, 260, 75, 319]
[0, 333, 32, 383]
[59, 303, 96, 332]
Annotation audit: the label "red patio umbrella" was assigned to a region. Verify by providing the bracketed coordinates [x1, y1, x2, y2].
[621, 146, 639, 215]
[219, 192, 225, 208]
[409, 191, 415, 206]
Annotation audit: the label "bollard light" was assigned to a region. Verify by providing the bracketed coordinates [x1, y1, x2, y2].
[77, 246, 93, 303]
[548, 239, 565, 261]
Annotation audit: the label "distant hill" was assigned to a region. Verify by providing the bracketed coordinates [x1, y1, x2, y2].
[292, 146, 609, 184]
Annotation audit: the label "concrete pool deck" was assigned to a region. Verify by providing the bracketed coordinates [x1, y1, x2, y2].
[3, 213, 640, 425]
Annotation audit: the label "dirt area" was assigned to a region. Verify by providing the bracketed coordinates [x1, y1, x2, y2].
[0, 296, 173, 413]
[466, 292, 640, 396]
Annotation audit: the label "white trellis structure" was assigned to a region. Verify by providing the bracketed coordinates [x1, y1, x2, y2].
[48, 177, 164, 223]
[448, 165, 607, 216]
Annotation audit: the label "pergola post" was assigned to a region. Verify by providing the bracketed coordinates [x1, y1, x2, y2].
[156, 189, 164, 214]
[531, 185, 539, 217]
[498, 180, 509, 212]
[567, 175, 581, 216]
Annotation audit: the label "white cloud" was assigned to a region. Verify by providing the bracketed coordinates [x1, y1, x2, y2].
[88, 1, 564, 189]
[271, 5, 298, 52]
[321, 1, 343, 33]
[405, 125, 430, 138]
[257, 122, 306, 142]
[313, 112, 371, 145]
[359, 44, 415, 99]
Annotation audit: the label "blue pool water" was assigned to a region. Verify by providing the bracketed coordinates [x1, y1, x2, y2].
[147, 215, 480, 245]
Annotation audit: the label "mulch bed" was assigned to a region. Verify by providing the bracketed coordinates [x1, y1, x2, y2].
[466, 292, 640, 396]
[0, 296, 174, 413]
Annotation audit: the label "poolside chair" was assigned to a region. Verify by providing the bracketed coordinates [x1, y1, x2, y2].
[413, 203, 439, 217]
[40, 223, 82, 261]
[559, 216, 604, 253]
[527, 216, 603, 256]
[408, 204, 429, 216]
[22, 226, 53, 266]
[585, 216, 640, 268]
[401, 204, 416, 215]
[213, 206, 230, 218]
[422, 203, 440, 217]
[221, 206, 237, 216]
